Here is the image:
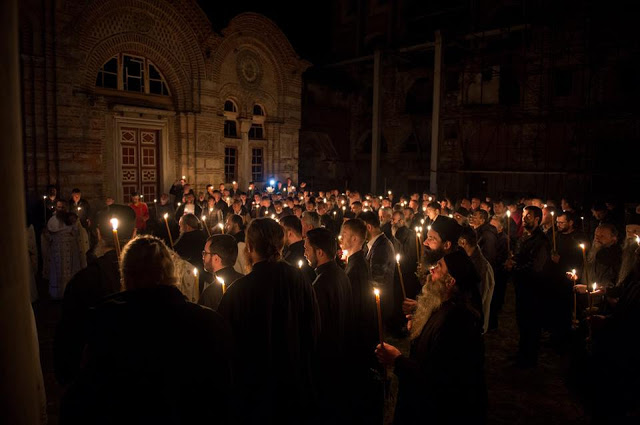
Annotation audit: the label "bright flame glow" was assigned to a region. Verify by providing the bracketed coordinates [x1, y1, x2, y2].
[216, 276, 225, 285]
[374, 288, 380, 296]
[232, 181, 236, 185]
[506, 210, 511, 217]
[636, 235, 640, 245]
[193, 268, 198, 276]
[163, 213, 169, 219]
[43, 195, 47, 199]
[571, 268, 576, 275]
[298, 260, 304, 269]
[396, 254, 401, 263]
[202, 215, 206, 222]
[218, 223, 224, 230]
[427, 225, 431, 231]
[388, 191, 392, 195]
[580, 243, 586, 250]
[551, 211, 555, 216]
[592, 282, 597, 291]
[110, 218, 119, 230]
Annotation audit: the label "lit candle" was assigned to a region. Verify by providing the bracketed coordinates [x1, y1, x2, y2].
[581, 216, 585, 233]
[232, 181, 236, 185]
[163, 213, 174, 248]
[218, 223, 224, 234]
[415, 231, 421, 261]
[177, 202, 181, 207]
[570, 268, 577, 322]
[42, 196, 47, 223]
[298, 259, 304, 269]
[636, 235, 640, 246]
[388, 190, 392, 195]
[428, 196, 432, 202]
[374, 288, 384, 346]
[448, 214, 453, 218]
[341, 249, 348, 261]
[342, 206, 346, 212]
[333, 211, 336, 217]
[182, 175, 186, 180]
[579, 243, 588, 284]
[193, 268, 199, 302]
[110, 218, 121, 260]
[550, 211, 557, 252]
[506, 210, 512, 254]
[202, 216, 211, 237]
[395, 254, 407, 299]
[216, 276, 226, 294]
[421, 218, 425, 225]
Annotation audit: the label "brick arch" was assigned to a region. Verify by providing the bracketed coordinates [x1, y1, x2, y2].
[218, 83, 278, 119]
[84, 35, 191, 110]
[71, 0, 207, 105]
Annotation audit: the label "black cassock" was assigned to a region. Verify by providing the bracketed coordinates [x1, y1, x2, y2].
[54, 250, 121, 385]
[283, 239, 317, 285]
[394, 299, 487, 425]
[217, 260, 320, 425]
[312, 260, 353, 422]
[60, 285, 233, 425]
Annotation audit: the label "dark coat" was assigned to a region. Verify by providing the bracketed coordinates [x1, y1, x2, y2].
[69, 198, 91, 228]
[60, 285, 233, 425]
[394, 299, 486, 425]
[217, 260, 320, 425]
[198, 266, 244, 310]
[477, 222, 498, 266]
[345, 250, 377, 364]
[283, 239, 316, 285]
[394, 226, 421, 299]
[513, 227, 550, 286]
[54, 250, 121, 385]
[312, 261, 353, 420]
[593, 244, 623, 288]
[366, 233, 396, 321]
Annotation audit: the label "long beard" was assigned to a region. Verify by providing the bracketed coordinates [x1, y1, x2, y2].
[617, 238, 639, 285]
[587, 242, 601, 263]
[410, 274, 447, 340]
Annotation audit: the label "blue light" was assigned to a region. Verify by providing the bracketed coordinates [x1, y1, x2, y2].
[270, 179, 275, 186]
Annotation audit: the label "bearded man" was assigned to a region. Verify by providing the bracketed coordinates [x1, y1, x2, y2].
[376, 250, 486, 425]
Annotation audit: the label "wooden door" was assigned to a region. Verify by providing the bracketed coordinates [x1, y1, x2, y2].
[120, 127, 160, 203]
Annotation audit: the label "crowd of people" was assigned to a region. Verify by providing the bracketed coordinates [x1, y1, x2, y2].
[28, 178, 640, 424]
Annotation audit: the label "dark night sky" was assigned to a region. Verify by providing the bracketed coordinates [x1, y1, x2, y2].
[197, 0, 332, 64]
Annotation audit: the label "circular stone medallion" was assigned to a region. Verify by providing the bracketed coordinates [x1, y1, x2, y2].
[236, 50, 262, 88]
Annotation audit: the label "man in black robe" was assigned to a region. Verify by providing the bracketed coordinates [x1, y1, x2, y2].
[54, 204, 136, 385]
[376, 250, 487, 425]
[60, 235, 233, 425]
[199, 234, 244, 310]
[304, 228, 353, 423]
[340, 218, 383, 424]
[506, 206, 550, 368]
[391, 210, 421, 299]
[217, 218, 320, 425]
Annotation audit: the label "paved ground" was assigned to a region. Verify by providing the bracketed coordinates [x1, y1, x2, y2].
[34, 280, 587, 424]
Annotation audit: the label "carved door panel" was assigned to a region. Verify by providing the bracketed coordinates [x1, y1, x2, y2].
[120, 127, 160, 203]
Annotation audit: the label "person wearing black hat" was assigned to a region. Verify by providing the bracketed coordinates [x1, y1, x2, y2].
[54, 204, 136, 385]
[376, 250, 486, 425]
[505, 205, 550, 368]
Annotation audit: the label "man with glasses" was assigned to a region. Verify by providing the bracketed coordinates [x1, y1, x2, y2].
[199, 235, 244, 310]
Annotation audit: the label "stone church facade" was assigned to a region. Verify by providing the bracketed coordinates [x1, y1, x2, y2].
[20, 0, 307, 204]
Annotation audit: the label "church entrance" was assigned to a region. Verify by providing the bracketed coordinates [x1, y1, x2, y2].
[119, 127, 161, 203]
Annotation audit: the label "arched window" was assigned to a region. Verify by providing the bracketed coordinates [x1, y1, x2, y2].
[252, 104, 264, 116]
[95, 54, 170, 96]
[249, 103, 266, 140]
[225, 100, 238, 112]
[223, 99, 239, 138]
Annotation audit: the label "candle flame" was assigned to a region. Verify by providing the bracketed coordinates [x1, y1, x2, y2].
[164, 213, 169, 219]
[193, 268, 198, 276]
[415, 226, 420, 233]
[154, 198, 157, 203]
[43, 195, 47, 199]
[218, 223, 224, 230]
[177, 202, 181, 207]
[421, 219, 425, 224]
[232, 181, 236, 185]
[388, 191, 392, 195]
[216, 276, 224, 285]
[374, 288, 380, 296]
[636, 235, 640, 245]
[592, 282, 597, 291]
[110, 218, 119, 230]
[579, 243, 585, 250]
[550, 211, 555, 216]
[202, 215, 206, 222]
[298, 260, 304, 269]
[449, 214, 453, 218]
[428, 197, 432, 202]
[427, 225, 431, 232]
[396, 253, 401, 263]
[571, 268, 576, 275]
[506, 210, 511, 217]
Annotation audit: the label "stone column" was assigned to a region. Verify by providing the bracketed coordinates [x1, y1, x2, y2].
[371, 49, 382, 194]
[239, 118, 253, 189]
[430, 31, 443, 195]
[0, 0, 47, 423]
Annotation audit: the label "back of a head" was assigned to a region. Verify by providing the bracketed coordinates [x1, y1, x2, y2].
[96, 204, 136, 248]
[306, 227, 337, 259]
[301, 211, 321, 228]
[181, 213, 201, 230]
[246, 218, 284, 262]
[342, 218, 367, 242]
[207, 234, 238, 267]
[229, 214, 244, 230]
[280, 215, 302, 236]
[359, 211, 380, 228]
[121, 235, 176, 290]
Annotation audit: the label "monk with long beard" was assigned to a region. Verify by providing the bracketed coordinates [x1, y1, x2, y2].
[376, 250, 487, 425]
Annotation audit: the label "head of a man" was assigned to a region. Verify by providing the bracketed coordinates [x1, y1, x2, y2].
[225, 214, 243, 235]
[391, 210, 405, 231]
[594, 224, 618, 248]
[340, 219, 367, 254]
[71, 188, 82, 203]
[556, 211, 575, 234]
[316, 202, 328, 216]
[523, 206, 542, 232]
[245, 218, 284, 265]
[121, 235, 176, 290]
[493, 200, 505, 216]
[424, 216, 462, 266]
[359, 211, 381, 241]
[457, 225, 478, 256]
[47, 185, 57, 199]
[425, 202, 441, 221]
[471, 197, 481, 211]
[460, 198, 471, 210]
[179, 214, 200, 234]
[301, 211, 321, 237]
[351, 201, 363, 216]
[379, 207, 392, 226]
[541, 206, 556, 226]
[130, 191, 140, 205]
[304, 228, 336, 269]
[592, 202, 608, 221]
[185, 193, 195, 204]
[470, 209, 488, 230]
[489, 216, 504, 234]
[453, 207, 469, 226]
[202, 234, 238, 274]
[280, 215, 303, 246]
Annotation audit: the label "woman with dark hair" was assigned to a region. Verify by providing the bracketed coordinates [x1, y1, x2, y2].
[60, 235, 232, 425]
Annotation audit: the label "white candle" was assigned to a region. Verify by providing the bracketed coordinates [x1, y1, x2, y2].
[216, 276, 226, 294]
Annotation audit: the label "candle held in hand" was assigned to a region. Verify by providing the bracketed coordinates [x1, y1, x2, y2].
[374, 288, 384, 346]
[110, 218, 121, 259]
[395, 254, 407, 299]
[163, 213, 174, 248]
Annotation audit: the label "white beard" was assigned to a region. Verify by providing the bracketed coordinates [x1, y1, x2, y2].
[410, 274, 447, 340]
